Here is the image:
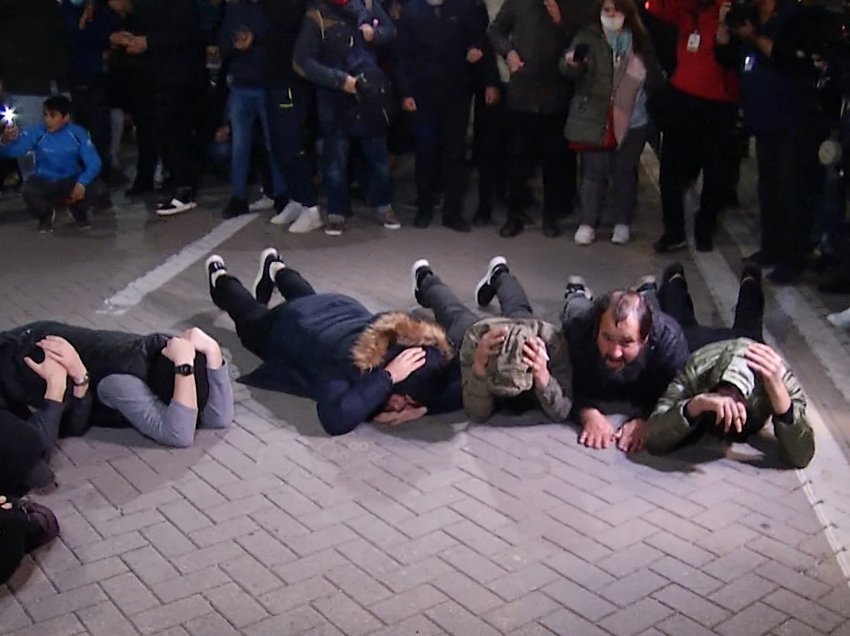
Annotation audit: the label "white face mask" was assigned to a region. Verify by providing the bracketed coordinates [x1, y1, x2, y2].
[600, 13, 625, 31]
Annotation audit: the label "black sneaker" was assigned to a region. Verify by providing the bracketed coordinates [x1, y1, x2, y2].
[414, 208, 433, 229]
[17, 499, 60, 552]
[653, 233, 687, 253]
[411, 258, 434, 307]
[37, 209, 56, 234]
[741, 261, 762, 285]
[743, 250, 778, 267]
[254, 247, 281, 305]
[565, 275, 593, 300]
[499, 219, 524, 238]
[205, 254, 227, 294]
[542, 220, 563, 238]
[442, 215, 471, 233]
[475, 256, 508, 307]
[661, 262, 686, 286]
[766, 264, 802, 285]
[222, 196, 249, 219]
[71, 208, 92, 230]
[156, 196, 198, 216]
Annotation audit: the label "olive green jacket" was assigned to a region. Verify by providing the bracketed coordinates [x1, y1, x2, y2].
[459, 318, 572, 423]
[645, 338, 815, 469]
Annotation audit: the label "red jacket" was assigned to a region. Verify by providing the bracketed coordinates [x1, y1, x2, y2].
[648, 0, 739, 103]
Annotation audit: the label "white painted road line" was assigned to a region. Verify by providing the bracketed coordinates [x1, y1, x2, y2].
[640, 148, 850, 583]
[98, 213, 258, 315]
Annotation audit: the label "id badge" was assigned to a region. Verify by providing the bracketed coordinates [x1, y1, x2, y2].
[686, 32, 700, 52]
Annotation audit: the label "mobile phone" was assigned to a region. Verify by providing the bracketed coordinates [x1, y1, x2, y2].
[573, 44, 590, 63]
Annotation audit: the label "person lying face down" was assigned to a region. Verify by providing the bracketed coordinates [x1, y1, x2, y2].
[206, 249, 463, 436]
[0, 332, 92, 495]
[0, 322, 233, 450]
[645, 338, 815, 469]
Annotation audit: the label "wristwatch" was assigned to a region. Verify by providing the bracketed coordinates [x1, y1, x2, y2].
[174, 364, 195, 377]
[72, 372, 90, 387]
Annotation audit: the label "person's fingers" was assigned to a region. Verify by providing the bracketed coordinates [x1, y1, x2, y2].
[23, 356, 40, 372]
[579, 429, 589, 445]
[0, 503, 11, 510]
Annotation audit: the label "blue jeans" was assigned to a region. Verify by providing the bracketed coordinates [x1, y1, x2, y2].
[321, 128, 391, 217]
[229, 86, 285, 199]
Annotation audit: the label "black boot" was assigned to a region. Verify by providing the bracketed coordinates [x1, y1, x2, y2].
[499, 218, 524, 238]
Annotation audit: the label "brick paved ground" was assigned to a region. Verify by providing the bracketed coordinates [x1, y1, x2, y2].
[0, 154, 849, 636]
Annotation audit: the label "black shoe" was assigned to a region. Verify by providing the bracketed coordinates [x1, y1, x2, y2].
[414, 208, 433, 228]
[472, 205, 491, 226]
[254, 247, 281, 305]
[37, 209, 56, 234]
[741, 261, 762, 285]
[222, 196, 249, 219]
[475, 256, 509, 306]
[695, 235, 713, 252]
[17, 499, 60, 552]
[818, 275, 850, 294]
[542, 220, 562, 238]
[205, 254, 227, 294]
[411, 258, 434, 306]
[565, 275, 593, 300]
[71, 208, 91, 230]
[661, 262, 686, 286]
[767, 264, 802, 285]
[744, 250, 778, 267]
[653, 233, 687, 253]
[442, 215, 471, 233]
[499, 219, 524, 238]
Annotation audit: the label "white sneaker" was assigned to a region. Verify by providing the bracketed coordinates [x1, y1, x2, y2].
[827, 307, 850, 328]
[574, 224, 596, 245]
[249, 194, 275, 212]
[289, 205, 323, 233]
[611, 224, 631, 245]
[270, 200, 303, 225]
[156, 198, 198, 216]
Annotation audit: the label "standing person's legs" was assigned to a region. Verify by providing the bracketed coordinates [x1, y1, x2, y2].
[695, 102, 737, 249]
[754, 132, 783, 262]
[255, 88, 287, 199]
[127, 86, 157, 192]
[541, 109, 574, 227]
[321, 128, 353, 218]
[658, 117, 698, 247]
[360, 134, 393, 211]
[71, 81, 112, 182]
[610, 125, 648, 228]
[439, 95, 472, 224]
[273, 267, 316, 301]
[228, 87, 261, 200]
[267, 83, 318, 208]
[210, 275, 276, 358]
[504, 110, 535, 230]
[577, 150, 612, 229]
[474, 85, 507, 222]
[412, 107, 440, 224]
[418, 273, 480, 348]
[493, 272, 534, 320]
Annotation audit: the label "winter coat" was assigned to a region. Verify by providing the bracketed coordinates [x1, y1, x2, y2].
[0, 0, 70, 95]
[565, 306, 689, 419]
[60, 0, 116, 84]
[459, 318, 572, 422]
[240, 294, 463, 435]
[0, 123, 102, 187]
[219, 0, 273, 88]
[645, 338, 815, 468]
[293, 0, 396, 134]
[263, 0, 310, 88]
[487, 0, 574, 113]
[561, 25, 663, 146]
[395, 0, 497, 109]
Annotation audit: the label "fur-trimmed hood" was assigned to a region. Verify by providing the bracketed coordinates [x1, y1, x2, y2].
[351, 312, 454, 371]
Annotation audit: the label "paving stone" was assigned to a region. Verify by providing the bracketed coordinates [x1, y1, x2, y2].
[235, 529, 297, 567]
[101, 571, 161, 615]
[0, 593, 32, 632]
[488, 562, 561, 602]
[258, 576, 335, 615]
[651, 583, 730, 627]
[171, 541, 246, 575]
[76, 600, 139, 636]
[73, 530, 148, 564]
[313, 591, 383, 635]
[220, 554, 283, 596]
[601, 569, 669, 607]
[325, 563, 394, 606]
[24, 583, 108, 623]
[655, 614, 717, 636]
[438, 545, 509, 585]
[141, 521, 196, 557]
[122, 546, 180, 586]
[131, 595, 213, 635]
[539, 608, 613, 636]
[771, 618, 834, 636]
[714, 601, 787, 636]
[273, 548, 349, 584]
[367, 614, 446, 636]
[204, 583, 269, 629]
[369, 584, 448, 624]
[708, 573, 779, 612]
[377, 556, 454, 593]
[183, 612, 240, 636]
[755, 561, 832, 601]
[426, 600, 501, 636]
[506, 622, 557, 636]
[762, 588, 843, 632]
[598, 597, 674, 636]
[7, 614, 84, 636]
[703, 546, 768, 582]
[152, 566, 231, 603]
[47, 556, 128, 592]
[596, 541, 664, 577]
[482, 591, 564, 633]
[541, 578, 617, 622]
[158, 500, 213, 534]
[243, 606, 325, 636]
[431, 570, 504, 615]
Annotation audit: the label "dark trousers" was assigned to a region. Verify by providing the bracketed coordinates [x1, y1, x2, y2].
[267, 83, 318, 208]
[211, 269, 316, 358]
[71, 78, 111, 182]
[658, 276, 764, 351]
[419, 272, 534, 348]
[125, 85, 158, 190]
[474, 85, 509, 211]
[413, 95, 471, 218]
[22, 175, 107, 221]
[659, 90, 738, 242]
[507, 109, 576, 222]
[0, 503, 40, 586]
[153, 84, 202, 197]
[755, 126, 822, 269]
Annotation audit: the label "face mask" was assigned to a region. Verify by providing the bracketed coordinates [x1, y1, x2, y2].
[600, 13, 625, 31]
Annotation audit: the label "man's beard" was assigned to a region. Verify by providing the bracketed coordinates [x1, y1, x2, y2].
[595, 346, 649, 385]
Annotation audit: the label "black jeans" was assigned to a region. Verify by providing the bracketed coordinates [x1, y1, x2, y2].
[658, 276, 764, 351]
[71, 77, 111, 182]
[0, 504, 39, 586]
[153, 84, 203, 198]
[754, 126, 822, 269]
[22, 175, 108, 221]
[506, 109, 576, 222]
[211, 269, 316, 358]
[659, 89, 738, 241]
[267, 82, 318, 208]
[419, 271, 534, 348]
[413, 94, 472, 218]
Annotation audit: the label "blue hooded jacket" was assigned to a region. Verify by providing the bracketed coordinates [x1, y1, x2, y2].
[0, 121, 102, 186]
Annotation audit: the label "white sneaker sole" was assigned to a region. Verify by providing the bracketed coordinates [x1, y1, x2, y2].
[156, 199, 198, 216]
[270, 203, 303, 226]
[253, 247, 280, 301]
[474, 256, 507, 306]
[411, 258, 430, 301]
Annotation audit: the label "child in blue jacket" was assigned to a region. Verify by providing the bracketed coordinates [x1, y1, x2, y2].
[0, 95, 105, 232]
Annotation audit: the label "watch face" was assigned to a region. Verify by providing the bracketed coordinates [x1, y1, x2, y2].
[175, 364, 194, 376]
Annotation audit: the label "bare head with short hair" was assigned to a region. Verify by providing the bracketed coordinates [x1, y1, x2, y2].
[592, 291, 653, 371]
